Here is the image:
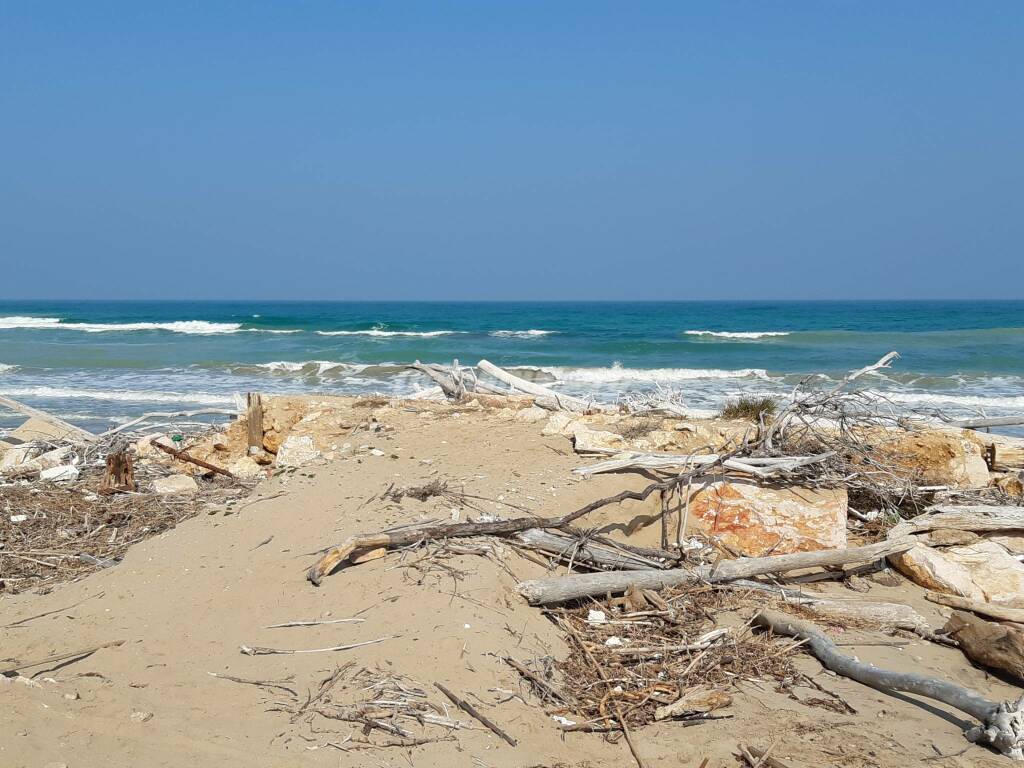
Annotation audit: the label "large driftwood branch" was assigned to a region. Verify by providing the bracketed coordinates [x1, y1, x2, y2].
[573, 452, 834, 478]
[513, 529, 668, 571]
[888, 506, 1024, 538]
[152, 440, 235, 478]
[952, 415, 1024, 430]
[307, 456, 729, 585]
[0, 393, 97, 444]
[477, 359, 593, 412]
[517, 539, 915, 605]
[926, 592, 1024, 624]
[753, 609, 1024, 760]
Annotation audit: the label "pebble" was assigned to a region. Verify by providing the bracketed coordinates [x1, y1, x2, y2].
[130, 710, 154, 723]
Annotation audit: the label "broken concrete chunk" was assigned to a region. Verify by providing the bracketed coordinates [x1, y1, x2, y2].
[39, 465, 79, 482]
[684, 481, 848, 555]
[275, 435, 320, 467]
[891, 540, 1024, 604]
[153, 475, 199, 495]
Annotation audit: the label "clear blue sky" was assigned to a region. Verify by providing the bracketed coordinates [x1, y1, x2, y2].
[2, 2, 1021, 300]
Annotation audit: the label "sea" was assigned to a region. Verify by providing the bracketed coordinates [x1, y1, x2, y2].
[1, 300, 1022, 436]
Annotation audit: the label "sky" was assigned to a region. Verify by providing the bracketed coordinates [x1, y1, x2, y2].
[1, 2, 1021, 301]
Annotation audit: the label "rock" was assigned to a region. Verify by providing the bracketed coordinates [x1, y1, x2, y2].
[35, 446, 76, 470]
[262, 430, 283, 454]
[275, 436, 320, 467]
[944, 610, 1024, 684]
[136, 433, 170, 458]
[40, 465, 80, 482]
[227, 456, 264, 479]
[684, 481, 848, 555]
[152, 475, 199, 495]
[891, 540, 1024, 603]
[542, 412, 577, 436]
[995, 473, 1024, 499]
[514, 405, 548, 423]
[877, 430, 990, 488]
[921, 529, 979, 547]
[130, 710, 154, 723]
[571, 424, 626, 454]
[0, 444, 42, 471]
[987, 534, 1024, 555]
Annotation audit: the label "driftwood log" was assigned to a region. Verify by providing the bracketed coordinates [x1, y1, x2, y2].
[0, 393, 97, 444]
[152, 440, 235, 478]
[926, 592, 1024, 624]
[477, 359, 593, 412]
[889, 506, 1024, 538]
[754, 609, 1024, 760]
[517, 539, 916, 605]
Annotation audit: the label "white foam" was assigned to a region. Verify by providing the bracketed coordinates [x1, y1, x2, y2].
[880, 391, 1024, 410]
[254, 361, 362, 375]
[545, 364, 770, 384]
[0, 386, 235, 405]
[490, 329, 556, 338]
[685, 330, 790, 339]
[316, 329, 462, 337]
[0, 316, 244, 334]
[0, 363, 17, 373]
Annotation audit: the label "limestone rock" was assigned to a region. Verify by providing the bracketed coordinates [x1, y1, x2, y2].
[262, 430, 283, 454]
[153, 475, 199, 495]
[542, 412, 577, 436]
[684, 481, 847, 555]
[987, 534, 1024, 555]
[136, 433, 170, 458]
[877, 430, 990, 488]
[944, 610, 1024, 683]
[995, 473, 1024, 499]
[275, 435, 320, 467]
[571, 424, 626, 454]
[514, 405, 548, 423]
[891, 540, 1024, 603]
[0, 444, 42, 471]
[228, 456, 265, 479]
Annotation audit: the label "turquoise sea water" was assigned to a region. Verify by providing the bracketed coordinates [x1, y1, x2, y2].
[1, 300, 1022, 434]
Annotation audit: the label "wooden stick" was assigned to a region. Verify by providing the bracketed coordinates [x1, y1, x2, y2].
[239, 636, 393, 656]
[152, 440, 235, 478]
[0, 639, 124, 675]
[518, 538, 916, 605]
[502, 656, 570, 705]
[434, 682, 517, 746]
[753, 609, 1024, 759]
[925, 592, 1024, 624]
[0, 393, 97, 444]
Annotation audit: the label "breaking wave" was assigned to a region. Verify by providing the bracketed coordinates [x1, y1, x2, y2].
[316, 329, 463, 337]
[542, 364, 770, 384]
[684, 330, 790, 340]
[251, 361, 365, 376]
[489, 329, 556, 338]
[0, 363, 17, 373]
[879, 391, 1024, 410]
[0, 316, 247, 334]
[0, 385, 235, 405]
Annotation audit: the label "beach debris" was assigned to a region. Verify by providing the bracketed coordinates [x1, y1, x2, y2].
[753, 609, 1024, 759]
[152, 474, 200, 495]
[434, 681, 518, 746]
[151, 439, 235, 478]
[0, 639, 125, 676]
[654, 685, 733, 721]
[39, 465, 80, 482]
[944, 610, 1024, 684]
[517, 538, 914, 605]
[925, 591, 1024, 623]
[98, 446, 136, 494]
[130, 710, 154, 723]
[238, 635, 394, 656]
[274, 435, 320, 467]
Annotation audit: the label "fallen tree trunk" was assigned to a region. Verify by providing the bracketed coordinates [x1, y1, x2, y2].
[0, 394, 97, 444]
[477, 359, 594, 412]
[753, 609, 1024, 759]
[517, 539, 915, 605]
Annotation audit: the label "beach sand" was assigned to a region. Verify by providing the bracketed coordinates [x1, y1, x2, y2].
[0, 398, 1015, 767]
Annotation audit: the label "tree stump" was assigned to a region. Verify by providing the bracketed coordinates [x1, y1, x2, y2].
[99, 447, 136, 495]
[246, 393, 263, 455]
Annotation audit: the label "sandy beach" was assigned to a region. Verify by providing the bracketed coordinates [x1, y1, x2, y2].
[3, 388, 1023, 768]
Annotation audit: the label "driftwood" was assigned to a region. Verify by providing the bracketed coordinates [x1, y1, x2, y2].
[152, 440, 235, 478]
[725, 579, 931, 632]
[246, 393, 263, 454]
[435, 682, 517, 746]
[308, 457, 728, 585]
[0, 393, 97, 444]
[477, 359, 593, 412]
[99, 447, 136, 495]
[754, 609, 1024, 759]
[513, 528, 669, 571]
[926, 592, 1024, 624]
[573, 452, 833, 478]
[518, 539, 916, 605]
[944, 611, 1024, 684]
[889, 506, 1024, 538]
[98, 408, 237, 438]
[0, 639, 124, 676]
[953, 416, 1024, 430]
